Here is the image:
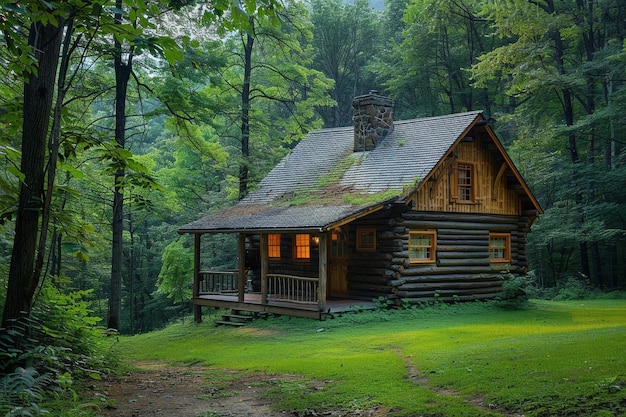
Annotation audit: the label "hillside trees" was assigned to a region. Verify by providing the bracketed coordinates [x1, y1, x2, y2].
[1, 0, 88, 329]
[0, 0, 284, 337]
[308, 0, 382, 127]
[471, 0, 626, 288]
[380, 0, 499, 119]
[206, 1, 334, 198]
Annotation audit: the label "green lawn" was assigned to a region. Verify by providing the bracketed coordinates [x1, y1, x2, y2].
[118, 300, 626, 416]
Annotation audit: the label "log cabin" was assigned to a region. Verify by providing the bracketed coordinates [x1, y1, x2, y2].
[179, 91, 543, 321]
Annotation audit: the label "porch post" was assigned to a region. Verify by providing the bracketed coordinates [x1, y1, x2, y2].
[237, 233, 246, 302]
[260, 233, 268, 304]
[318, 232, 328, 313]
[193, 233, 202, 323]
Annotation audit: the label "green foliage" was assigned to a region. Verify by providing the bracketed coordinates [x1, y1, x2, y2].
[0, 366, 56, 416]
[156, 238, 194, 303]
[33, 284, 103, 358]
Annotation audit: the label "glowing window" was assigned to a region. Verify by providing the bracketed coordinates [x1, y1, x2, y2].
[294, 234, 310, 261]
[268, 234, 281, 259]
[331, 229, 348, 258]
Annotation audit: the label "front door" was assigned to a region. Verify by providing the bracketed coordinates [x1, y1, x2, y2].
[328, 228, 348, 297]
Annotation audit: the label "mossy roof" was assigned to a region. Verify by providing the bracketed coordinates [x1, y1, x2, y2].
[179, 111, 484, 234]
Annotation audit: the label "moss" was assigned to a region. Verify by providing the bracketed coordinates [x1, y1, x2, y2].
[317, 154, 355, 187]
[343, 190, 400, 205]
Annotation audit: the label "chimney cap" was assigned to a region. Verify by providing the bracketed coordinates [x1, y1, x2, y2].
[352, 91, 394, 108]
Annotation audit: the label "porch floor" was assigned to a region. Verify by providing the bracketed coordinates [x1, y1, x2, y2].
[195, 293, 376, 320]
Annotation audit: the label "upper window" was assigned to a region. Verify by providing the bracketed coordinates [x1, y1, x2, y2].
[408, 231, 436, 263]
[457, 162, 474, 201]
[356, 227, 376, 252]
[268, 234, 281, 259]
[293, 233, 311, 261]
[489, 233, 510, 263]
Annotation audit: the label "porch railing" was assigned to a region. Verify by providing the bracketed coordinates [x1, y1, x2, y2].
[199, 270, 238, 294]
[267, 274, 319, 304]
[198, 270, 319, 305]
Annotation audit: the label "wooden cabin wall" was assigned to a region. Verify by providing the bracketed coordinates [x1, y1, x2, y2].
[412, 135, 523, 216]
[346, 208, 532, 304]
[346, 206, 407, 300]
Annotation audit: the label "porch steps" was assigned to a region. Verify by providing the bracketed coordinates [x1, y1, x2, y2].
[215, 310, 268, 327]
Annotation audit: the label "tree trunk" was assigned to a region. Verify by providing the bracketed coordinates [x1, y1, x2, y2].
[2, 20, 63, 328]
[239, 17, 255, 200]
[108, 0, 133, 330]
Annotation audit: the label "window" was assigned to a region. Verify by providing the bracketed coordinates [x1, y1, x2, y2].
[293, 233, 311, 261]
[331, 228, 349, 258]
[268, 234, 281, 259]
[356, 227, 376, 252]
[408, 231, 436, 263]
[457, 162, 474, 202]
[489, 233, 510, 263]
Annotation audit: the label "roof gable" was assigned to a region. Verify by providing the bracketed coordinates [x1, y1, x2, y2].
[179, 110, 541, 234]
[243, 110, 484, 204]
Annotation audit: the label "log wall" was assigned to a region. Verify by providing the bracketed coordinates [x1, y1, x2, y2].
[347, 207, 533, 304]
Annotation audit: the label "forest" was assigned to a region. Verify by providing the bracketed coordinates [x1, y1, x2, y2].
[0, 0, 625, 401]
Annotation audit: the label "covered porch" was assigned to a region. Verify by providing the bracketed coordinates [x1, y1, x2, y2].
[190, 233, 374, 321]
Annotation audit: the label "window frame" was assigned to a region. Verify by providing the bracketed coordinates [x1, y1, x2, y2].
[293, 233, 311, 262]
[267, 233, 281, 260]
[454, 161, 475, 203]
[408, 230, 437, 264]
[331, 228, 349, 258]
[489, 233, 511, 263]
[356, 227, 377, 252]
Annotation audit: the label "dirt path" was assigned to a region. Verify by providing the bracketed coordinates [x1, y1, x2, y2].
[86, 361, 289, 417]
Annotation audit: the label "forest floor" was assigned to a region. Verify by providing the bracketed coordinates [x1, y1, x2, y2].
[86, 361, 384, 417]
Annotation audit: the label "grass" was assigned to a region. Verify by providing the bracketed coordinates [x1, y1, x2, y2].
[116, 300, 626, 416]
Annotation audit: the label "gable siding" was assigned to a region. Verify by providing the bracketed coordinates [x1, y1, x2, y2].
[412, 135, 522, 216]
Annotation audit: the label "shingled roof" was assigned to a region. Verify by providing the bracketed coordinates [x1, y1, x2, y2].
[179, 110, 484, 234]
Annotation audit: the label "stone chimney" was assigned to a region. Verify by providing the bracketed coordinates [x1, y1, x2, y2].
[352, 90, 394, 152]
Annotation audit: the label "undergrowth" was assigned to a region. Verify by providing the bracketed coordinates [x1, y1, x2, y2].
[0, 284, 117, 416]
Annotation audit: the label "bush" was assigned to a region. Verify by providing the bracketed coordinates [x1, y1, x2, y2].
[496, 274, 532, 309]
[0, 284, 116, 415]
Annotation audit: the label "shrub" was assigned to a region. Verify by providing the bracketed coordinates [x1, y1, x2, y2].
[496, 274, 532, 309]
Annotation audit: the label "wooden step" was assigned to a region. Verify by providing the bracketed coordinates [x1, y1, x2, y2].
[223, 314, 255, 321]
[215, 320, 246, 327]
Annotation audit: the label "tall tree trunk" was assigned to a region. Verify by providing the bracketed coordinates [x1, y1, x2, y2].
[108, 0, 133, 330]
[239, 17, 255, 200]
[2, 20, 63, 328]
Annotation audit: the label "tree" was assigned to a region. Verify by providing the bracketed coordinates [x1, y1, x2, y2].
[2, 3, 65, 328]
[309, 0, 382, 127]
[380, 0, 497, 119]
[206, 1, 334, 198]
[471, 0, 626, 288]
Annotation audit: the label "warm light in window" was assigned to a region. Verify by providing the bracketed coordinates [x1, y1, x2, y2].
[294, 234, 310, 260]
[268, 234, 281, 259]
